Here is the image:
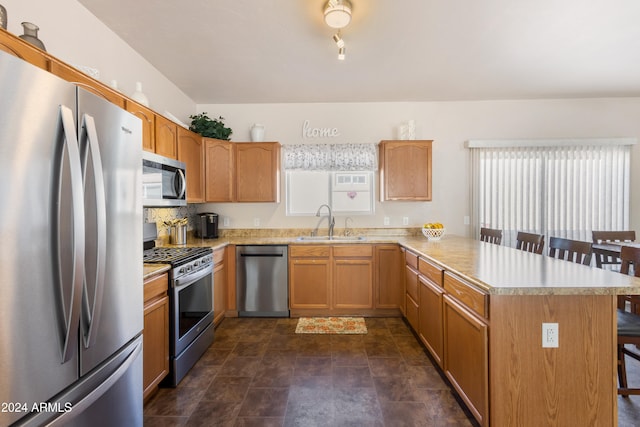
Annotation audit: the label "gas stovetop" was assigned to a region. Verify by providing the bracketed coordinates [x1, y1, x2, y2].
[143, 246, 212, 266]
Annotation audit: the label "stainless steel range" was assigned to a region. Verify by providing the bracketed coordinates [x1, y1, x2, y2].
[143, 223, 214, 386]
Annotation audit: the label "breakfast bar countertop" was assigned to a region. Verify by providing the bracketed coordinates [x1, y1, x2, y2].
[397, 235, 640, 296]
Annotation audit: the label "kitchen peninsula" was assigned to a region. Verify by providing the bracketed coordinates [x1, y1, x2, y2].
[180, 232, 640, 427]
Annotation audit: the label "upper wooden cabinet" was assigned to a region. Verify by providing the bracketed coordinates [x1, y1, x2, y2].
[204, 138, 234, 202]
[177, 128, 204, 203]
[204, 141, 281, 203]
[48, 59, 125, 108]
[125, 100, 155, 153]
[379, 140, 433, 201]
[155, 115, 178, 160]
[0, 28, 48, 70]
[235, 142, 281, 202]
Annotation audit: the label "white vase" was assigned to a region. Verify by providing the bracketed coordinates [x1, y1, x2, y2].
[131, 81, 149, 107]
[250, 123, 265, 142]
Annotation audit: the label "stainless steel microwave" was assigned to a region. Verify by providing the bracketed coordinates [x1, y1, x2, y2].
[142, 151, 187, 207]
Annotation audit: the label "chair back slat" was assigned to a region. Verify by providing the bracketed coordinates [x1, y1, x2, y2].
[620, 246, 640, 278]
[480, 227, 502, 245]
[548, 237, 593, 265]
[516, 232, 545, 254]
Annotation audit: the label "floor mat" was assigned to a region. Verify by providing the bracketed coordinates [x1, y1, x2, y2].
[295, 317, 368, 334]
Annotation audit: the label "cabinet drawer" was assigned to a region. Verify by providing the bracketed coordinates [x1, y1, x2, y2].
[144, 273, 168, 303]
[418, 257, 443, 287]
[333, 245, 373, 258]
[289, 245, 331, 258]
[444, 272, 488, 319]
[213, 248, 225, 265]
[405, 250, 418, 269]
[406, 294, 419, 330]
[405, 265, 419, 302]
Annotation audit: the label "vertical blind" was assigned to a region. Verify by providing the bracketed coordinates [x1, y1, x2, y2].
[469, 139, 634, 247]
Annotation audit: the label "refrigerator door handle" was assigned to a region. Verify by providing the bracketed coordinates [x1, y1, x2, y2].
[79, 114, 107, 349]
[54, 105, 86, 363]
[44, 338, 143, 427]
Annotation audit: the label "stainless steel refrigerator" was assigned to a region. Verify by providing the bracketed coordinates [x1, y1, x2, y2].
[0, 51, 144, 426]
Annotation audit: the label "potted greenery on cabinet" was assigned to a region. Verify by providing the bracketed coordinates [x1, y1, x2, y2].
[189, 113, 233, 140]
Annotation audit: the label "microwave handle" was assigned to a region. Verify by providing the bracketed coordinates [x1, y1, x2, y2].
[176, 168, 187, 199]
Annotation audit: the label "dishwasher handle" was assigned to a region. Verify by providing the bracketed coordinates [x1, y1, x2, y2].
[240, 252, 284, 257]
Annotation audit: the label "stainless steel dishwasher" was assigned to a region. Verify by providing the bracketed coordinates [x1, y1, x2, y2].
[236, 245, 289, 317]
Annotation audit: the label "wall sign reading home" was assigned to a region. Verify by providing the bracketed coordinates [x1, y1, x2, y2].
[302, 120, 340, 138]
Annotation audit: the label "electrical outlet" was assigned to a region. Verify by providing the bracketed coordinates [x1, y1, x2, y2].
[223, 217, 230, 227]
[402, 217, 409, 226]
[253, 217, 261, 227]
[542, 323, 559, 348]
[383, 217, 390, 226]
[464, 215, 470, 225]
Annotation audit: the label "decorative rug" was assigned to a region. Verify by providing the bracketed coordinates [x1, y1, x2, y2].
[295, 317, 368, 334]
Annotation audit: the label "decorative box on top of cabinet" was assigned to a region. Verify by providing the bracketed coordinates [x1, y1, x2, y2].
[379, 140, 432, 201]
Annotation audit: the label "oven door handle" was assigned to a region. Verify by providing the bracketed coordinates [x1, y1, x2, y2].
[174, 265, 213, 289]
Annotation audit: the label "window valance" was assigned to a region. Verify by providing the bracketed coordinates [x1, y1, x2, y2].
[283, 143, 378, 171]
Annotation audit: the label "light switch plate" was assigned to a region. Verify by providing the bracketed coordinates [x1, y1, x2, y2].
[253, 217, 261, 227]
[383, 217, 390, 226]
[223, 217, 230, 227]
[402, 217, 409, 226]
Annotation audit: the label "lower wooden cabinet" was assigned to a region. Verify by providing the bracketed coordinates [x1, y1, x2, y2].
[443, 293, 489, 426]
[418, 275, 444, 367]
[333, 246, 373, 309]
[213, 247, 227, 326]
[374, 244, 402, 309]
[143, 272, 169, 401]
[289, 245, 331, 309]
[404, 264, 419, 330]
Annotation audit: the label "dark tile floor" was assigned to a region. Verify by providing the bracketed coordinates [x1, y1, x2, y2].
[143, 317, 640, 427]
[143, 317, 477, 426]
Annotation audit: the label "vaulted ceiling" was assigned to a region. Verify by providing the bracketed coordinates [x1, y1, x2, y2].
[78, 0, 640, 104]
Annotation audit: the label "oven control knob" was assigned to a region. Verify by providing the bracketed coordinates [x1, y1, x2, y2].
[194, 260, 200, 267]
[179, 267, 186, 274]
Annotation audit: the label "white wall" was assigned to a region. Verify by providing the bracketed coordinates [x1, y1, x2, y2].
[3, 0, 195, 121]
[197, 98, 640, 237]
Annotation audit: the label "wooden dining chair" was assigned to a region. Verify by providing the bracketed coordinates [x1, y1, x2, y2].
[480, 227, 502, 245]
[592, 230, 636, 270]
[616, 245, 640, 396]
[547, 237, 593, 265]
[515, 231, 544, 254]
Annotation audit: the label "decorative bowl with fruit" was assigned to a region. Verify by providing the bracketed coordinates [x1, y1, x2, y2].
[422, 222, 445, 241]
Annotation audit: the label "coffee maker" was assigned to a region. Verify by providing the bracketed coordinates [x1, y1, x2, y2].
[196, 212, 219, 238]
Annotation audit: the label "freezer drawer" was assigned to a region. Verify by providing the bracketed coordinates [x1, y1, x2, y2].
[236, 245, 289, 317]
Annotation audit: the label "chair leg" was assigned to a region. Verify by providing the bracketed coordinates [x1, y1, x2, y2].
[619, 344, 629, 397]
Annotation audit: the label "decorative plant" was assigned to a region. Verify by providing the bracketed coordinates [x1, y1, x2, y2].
[189, 113, 233, 140]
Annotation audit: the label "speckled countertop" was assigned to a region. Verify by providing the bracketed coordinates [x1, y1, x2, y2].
[147, 229, 640, 296]
[143, 264, 170, 280]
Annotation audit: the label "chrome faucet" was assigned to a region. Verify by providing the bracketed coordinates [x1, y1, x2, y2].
[313, 204, 335, 238]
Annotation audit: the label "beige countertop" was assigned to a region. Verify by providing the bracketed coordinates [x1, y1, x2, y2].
[143, 263, 171, 280]
[150, 231, 640, 296]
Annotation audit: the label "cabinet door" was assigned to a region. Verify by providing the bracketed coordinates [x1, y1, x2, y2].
[213, 248, 226, 326]
[49, 59, 125, 108]
[0, 28, 48, 69]
[178, 128, 204, 203]
[375, 244, 401, 309]
[379, 140, 432, 201]
[143, 295, 169, 399]
[443, 294, 488, 426]
[418, 275, 444, 367]
[155, 114, 178, 159]
[125, 100, 155, 153]
[405, 265, 419, 330]
[204, 138, 234, 202]
[333, 258, 373, 309]
[289, 258, 331, 309]
[235, 142, 281, 202]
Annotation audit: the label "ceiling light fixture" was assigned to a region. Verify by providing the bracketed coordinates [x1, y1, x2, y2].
[324, 0, 352, 29]
[338, 47, 346, 61]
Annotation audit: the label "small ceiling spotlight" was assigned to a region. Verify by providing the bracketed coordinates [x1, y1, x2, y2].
[324, 0, 352, 29]
[338, 47, 346, 61]
[332, 32, 345, 48]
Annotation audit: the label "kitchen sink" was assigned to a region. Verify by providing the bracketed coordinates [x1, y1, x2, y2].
[296, 235, 366, 242]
